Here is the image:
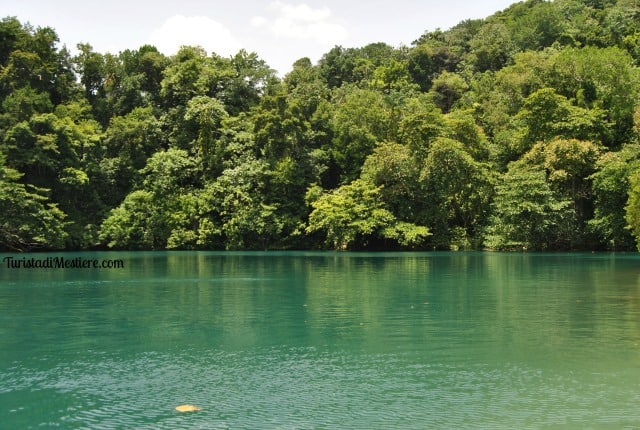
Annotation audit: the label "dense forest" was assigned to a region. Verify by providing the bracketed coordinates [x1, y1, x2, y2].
[3, 0, 640, 252]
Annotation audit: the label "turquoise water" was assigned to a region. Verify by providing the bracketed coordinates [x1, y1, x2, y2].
[1, 251, 639, 429]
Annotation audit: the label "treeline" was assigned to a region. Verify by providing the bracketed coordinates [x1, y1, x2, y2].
[3, 0, 640, 252]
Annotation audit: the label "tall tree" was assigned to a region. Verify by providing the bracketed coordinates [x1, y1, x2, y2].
[589, 145, 639, 249]
[306, 179, 429, 250]
[485, 162, 573, 250]
[0, 151, 67, 250]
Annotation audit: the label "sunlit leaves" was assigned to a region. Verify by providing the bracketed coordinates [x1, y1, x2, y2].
[331, 86, 390, 182]
[0, 152, 67, 251]
[361, 141, 421, 221]
[590, 145, 639, 249]
[485, 163, 572, 250]
[307, 179, 429, 250]
[99, 190, 156, 249]
[625, 167, 640, 251]
[5, 6, 640, 251]
[420, 137, 494, 248]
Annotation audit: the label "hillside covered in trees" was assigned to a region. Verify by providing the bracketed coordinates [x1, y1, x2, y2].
[3, 0, 640, 252]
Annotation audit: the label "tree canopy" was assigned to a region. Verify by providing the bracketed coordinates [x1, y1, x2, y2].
[2, 0, 640, 252]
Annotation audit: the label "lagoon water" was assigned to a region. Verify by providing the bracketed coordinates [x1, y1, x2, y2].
[1, 251, 639, 429]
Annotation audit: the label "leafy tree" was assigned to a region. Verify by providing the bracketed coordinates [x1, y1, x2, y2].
[397, 93, 445, 159]
[589, 145, 639, 249]
[369, 59, 417, 94]
[0, 151, 67, 250]
[0, 19, 77, 106]
[555, 0, 612, 47]
[319, 44, 398, 89]
[521, 137, 602, 247]
[485, 162, 573, 250]
[1, 86, 53, 127]
[253, 89, 307, 162]
[420, 137, 494, 248]
[103, 106, 163, 168]
[97, 106, 162, 208]
[206, 158, 283, 250]
[159, 46, 230, 108]
[73, 43, 107, 121]
[442, 109, 490, 160]
[99, 148, 199, 249]
[430, 71, 468, 113]
[118, 45, 168, 104]
[306, 179, 429, 250]
[407, 41, 461, 91]
[547, 46, 639, 146]
[622, 32, 640, 63]
[625, 167, 640, 251]
[330, 86, 390, 182]
[506, 0, 565, 51]
[468, 50, 553, 143]
[99, 190, 156, 249]
[515, 88, 607, 153]
[224, 49, 276, 115]
[360, 142, 422, 222]
[251, 83, 321, 238]
[318, 46, 360, 89]
[183, 95, 228, 175]
[2, 105, 104, 247]
[604, 0, 640, 44]
[469, 22, 516, 72]
[0, 17, 29, 66]
[3, 5, 640, 252]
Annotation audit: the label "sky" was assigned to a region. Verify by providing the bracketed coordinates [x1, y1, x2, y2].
[2, 0, 518, 75]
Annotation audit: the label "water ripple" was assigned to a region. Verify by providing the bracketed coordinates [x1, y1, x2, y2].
[4, 347, 638, 429]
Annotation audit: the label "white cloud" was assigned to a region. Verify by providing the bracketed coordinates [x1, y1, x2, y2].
[271, 2, 331, 22]
[250, 16, 269, 27]
[251, 1, 348, 46]
[148, 15, 242, 57]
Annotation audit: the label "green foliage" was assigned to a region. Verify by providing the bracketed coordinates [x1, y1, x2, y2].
[225, 49, 276, 115]
[306, 179, 429, 250]
[397, 94, 445, 159]
[0, 152, 67, 250]
[590, 145, 639, 249]
[516, 88, 607, 150]
[318, 44, 401, 89]
[442, 109, 490, 160]
[159, 46, 228, 107]
[469, 23, 517, 72]
[472, 45, 640, 155]
[485, 163, 573, 250]
[206, 158, 283, 250]
[548, 46, 639, 145]
[625, 167, 640, 251]
[500, 0, 566, 51]
[369, 59, 417, 94]
[141, 148, 198, 195]
[361, 142, 422, 221]
[183, 95, 228, 174]
[99, 149, 200, 249]
[99, 190, 157, 249]
[407, 41, 462, 91]
[104, 106, 162, 167]
[382, 222, 431, 248]
[331, 86, 391, 182]
[430, 71, 468, 113]
[420, 138, 494, 248]
[3, 5, 640, 252]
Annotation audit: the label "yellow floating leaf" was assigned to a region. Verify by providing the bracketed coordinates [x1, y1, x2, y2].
[175, 404, 202, 412]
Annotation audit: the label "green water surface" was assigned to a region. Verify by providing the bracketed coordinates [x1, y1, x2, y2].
[1, 252, 639, 429]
